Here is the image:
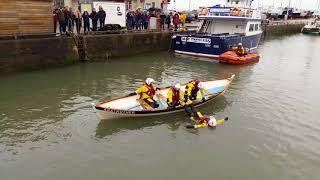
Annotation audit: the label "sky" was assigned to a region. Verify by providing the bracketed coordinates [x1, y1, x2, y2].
[168, 0, 320, 11]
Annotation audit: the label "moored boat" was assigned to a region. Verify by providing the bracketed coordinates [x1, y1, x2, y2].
[301, 22, 320, 34]
[93, 75, 235, 120]
[219, 51, 259, 65]
[173, 0, 263, 60]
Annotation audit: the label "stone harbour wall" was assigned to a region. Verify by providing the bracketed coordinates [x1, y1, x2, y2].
[83, 32, 173, 61]
[0, 37, 78, 76]
[262, 23, 305, 37]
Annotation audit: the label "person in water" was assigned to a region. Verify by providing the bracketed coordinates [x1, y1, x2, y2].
[130, 78, 160, 108]
[167, 83, 184, 107]
[185, 107, 228, 129]
[184, 80, 206, 118]
[235, 43, 247, 56]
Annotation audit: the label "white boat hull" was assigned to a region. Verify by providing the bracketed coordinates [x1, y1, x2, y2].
[93, 75, 235, 120]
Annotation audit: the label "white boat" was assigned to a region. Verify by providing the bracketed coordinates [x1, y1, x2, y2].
[92, 75, 235, 120]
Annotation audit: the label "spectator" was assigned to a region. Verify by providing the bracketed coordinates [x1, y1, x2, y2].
[160, 13, 166, 30]
[74, 9, 82, 34]
[170, 13, 174, 28]
[141, 12, 146, 30]
[126, 10, 134, 30]
[145, 12, 150, 30]
[70, 8, 76, 31]
[65, 7, 72, 32]
[98, 6, 106, 30]
[90, 8, 99, 31]
[173, 13, 180, 31]
[53, 9, 58, 33]
[57, 7, 66, 34]
[82, 9, 90, 34]
[135, 11, 142, 30]
[165, 14, 171, 29]
[132, 11, 136, 30]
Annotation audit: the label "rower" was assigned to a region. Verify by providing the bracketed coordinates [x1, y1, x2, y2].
[235, 43, 247, 56]
[130, 78, 160, 108]
[167, 83, 184, 107]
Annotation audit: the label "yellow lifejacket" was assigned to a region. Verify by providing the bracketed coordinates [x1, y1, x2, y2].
[136, 84, 156, 100]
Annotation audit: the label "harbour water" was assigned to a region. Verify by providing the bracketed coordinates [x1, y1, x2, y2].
[0, 34, 320, 179]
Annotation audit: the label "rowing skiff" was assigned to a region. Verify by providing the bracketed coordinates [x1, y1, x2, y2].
[92, 75, 235, 120]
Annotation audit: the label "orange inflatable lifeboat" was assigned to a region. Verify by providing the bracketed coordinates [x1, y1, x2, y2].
[219, 51, 260, 65]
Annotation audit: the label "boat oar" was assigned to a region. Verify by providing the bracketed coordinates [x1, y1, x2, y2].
[186, 117, 229, 129]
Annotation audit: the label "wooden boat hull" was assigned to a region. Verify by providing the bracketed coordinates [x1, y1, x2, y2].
[93, 75, 235, 120]
[219, 51, 260, 65]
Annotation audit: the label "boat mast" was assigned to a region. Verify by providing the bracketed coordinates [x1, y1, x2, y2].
[299, 0, 302, 9]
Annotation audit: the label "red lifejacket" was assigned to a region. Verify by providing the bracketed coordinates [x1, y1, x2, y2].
[197, 116, 210, 124]
[170, 87, 180, 104]
[145, 83, 155, 97]
[191, 80, 200, 97]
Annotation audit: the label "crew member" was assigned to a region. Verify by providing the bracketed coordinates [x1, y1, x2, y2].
[184, 80, 205, 103]
[184, 80, 206, 118]
[235, 43, 246, 56]
[130, 78, 159, 108]
[167, 83, 184, 107]
[186, 109, 228, 129]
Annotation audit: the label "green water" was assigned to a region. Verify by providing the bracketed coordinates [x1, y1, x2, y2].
[0, 34, 320, 180]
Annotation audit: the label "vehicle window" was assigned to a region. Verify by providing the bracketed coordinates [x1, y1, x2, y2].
[255, 24, 259, 31]
[249, 24, 254, 31]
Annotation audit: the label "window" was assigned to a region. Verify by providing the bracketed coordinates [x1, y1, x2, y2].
[255, 24, 259, 31]
[249, 24, 254, 31]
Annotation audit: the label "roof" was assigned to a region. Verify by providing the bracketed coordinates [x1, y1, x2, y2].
[198, 16, 262, 22]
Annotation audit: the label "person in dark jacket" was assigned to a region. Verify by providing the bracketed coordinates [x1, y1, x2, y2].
[65, 7, 72, 32]
[141, 12, 146, 30]
[131, 12, 137, 30]
[74, 9, 82, 34]
[135, 11, 142, 30]
[69, 8, 76, 32]
[165, 14, 171, 29]
[160, 13, 166, 30]
[126, 11, 133, 30]
[90, 8, 98, 31]
[97, 6, 106, 30]
[57, 7, 66, 34]
[82, 9, 90, 33]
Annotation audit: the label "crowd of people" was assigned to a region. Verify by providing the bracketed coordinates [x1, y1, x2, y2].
[126, 10, 187, 31]
[53, 6, 106, 34]
[53, 6, 190, 34]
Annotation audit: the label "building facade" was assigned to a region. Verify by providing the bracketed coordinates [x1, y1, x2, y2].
[0, 0, 53, 35]
[57, 0, 167, 11]
[128, 0, 165, 10]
